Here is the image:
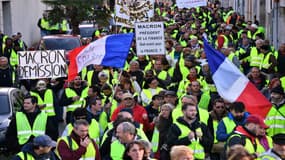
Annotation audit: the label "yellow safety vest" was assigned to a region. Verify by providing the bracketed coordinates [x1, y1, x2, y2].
[16, 111, 47, 145]
[57, 136, 96, 160]
[256, 136, 272, 154]
[96, 111, 108, 132]
[250, 47, 264, 69]
[265, 105, 285, 136]
[30, 89, 55, 116]
[213, 120, 219, 143]
[141, 87, 163, 106]
[175, 122, 205, 159]
[222, 117, 237, 135]
[49, 22, 60, 30]
[155, 70, 168, 81]
[258, 150, 282, 160]
[65, 88, 87, 112]
[227, 134, 256, 154]
[198, 92, 211, 111]
[61, 19, 68, 31]
[215, 35, 228, 49]
[151, 127, 159, 153]
[10, 48, 18, 68]
[281, 76, 285, 92]
[262, 52, 273, 70]
[110, 139, 125, 160]
[17, 151, 35, 160]
[40, 18, 49, 30]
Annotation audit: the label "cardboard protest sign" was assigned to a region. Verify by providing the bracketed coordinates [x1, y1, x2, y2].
[18, 50, 67, 79]
[135, 21, 165, 55]
[115, 0, 154, 28]
[176, 0, 207, 9]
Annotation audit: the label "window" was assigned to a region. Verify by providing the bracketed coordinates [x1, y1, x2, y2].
[0, 95, 10, 115]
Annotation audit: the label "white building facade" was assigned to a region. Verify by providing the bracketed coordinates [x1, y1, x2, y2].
[0, 0, 46, 47]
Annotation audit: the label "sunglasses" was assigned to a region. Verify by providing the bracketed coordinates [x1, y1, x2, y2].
[215, 105, 225, 109]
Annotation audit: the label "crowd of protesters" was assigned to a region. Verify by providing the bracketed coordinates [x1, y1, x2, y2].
[1, 1, 285, 160]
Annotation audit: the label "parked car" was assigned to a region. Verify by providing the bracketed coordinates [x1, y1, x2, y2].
[79, 24, 96, 39]
[38, 34, 82, 51]
[0, 88, 24, 152]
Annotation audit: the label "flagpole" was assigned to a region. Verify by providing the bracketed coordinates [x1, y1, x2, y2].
[104, 68, 123, 112]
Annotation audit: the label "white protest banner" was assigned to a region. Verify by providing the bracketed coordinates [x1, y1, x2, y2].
[135, 21, 165, 56]
[18, 50, 67, 79]
[176, 0, 207, 9]
[115, 0, 154, 28]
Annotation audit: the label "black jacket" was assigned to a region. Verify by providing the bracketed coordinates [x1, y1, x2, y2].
[166, 117, 213, 152]
[0, 66, 13, 87]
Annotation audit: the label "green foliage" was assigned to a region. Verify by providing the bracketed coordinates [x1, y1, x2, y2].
[42, 0, 111, 34]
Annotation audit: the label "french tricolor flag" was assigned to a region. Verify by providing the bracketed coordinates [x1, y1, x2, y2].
[68, 33, 134, 81]
[203, 39, 271, 118]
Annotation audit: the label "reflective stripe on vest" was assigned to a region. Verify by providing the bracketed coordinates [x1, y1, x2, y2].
[258, 150, 282, 160]
[65, 88, 86, 112]
[250, 47, 264, 68]
[175, 122, 205, 159]
[58, 136, 96, 160]
[16, 112, 47, 145]
[265, 106, 285, 136]
[30, 89, 55, 116]
[262, 52, 273, 69]
[66, 119, 100, 143]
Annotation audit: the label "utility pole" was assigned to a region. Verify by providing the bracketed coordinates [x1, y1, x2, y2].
[273, 0, 279, 49]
